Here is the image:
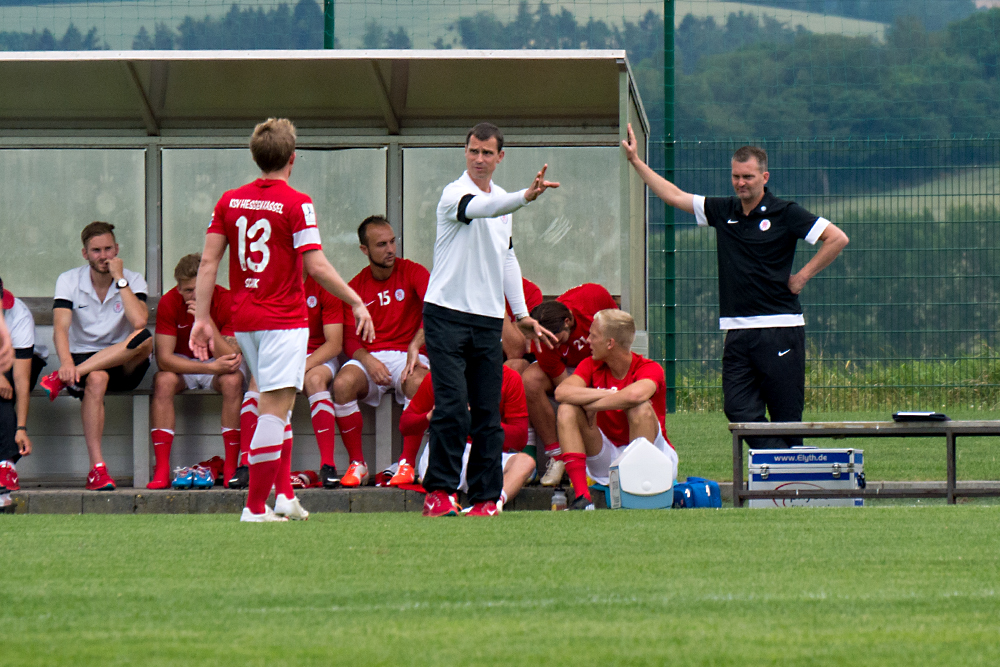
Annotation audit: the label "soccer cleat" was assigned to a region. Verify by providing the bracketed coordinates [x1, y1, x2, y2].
[465, 500, 500, 516]
[340, 461, 369, 488]
[240, 506, 288, 523]
[85, 464, 116, 491]
[39, 372, 66, 401]
[319, 464, 341, 489]
[388, 461, 415, 487]
[273, 494, 309, 520]
[171, 467, 194, 489]
[227, 465, 249, 489]
[0, 462, 19, 491]
[540, 458, 566, 487]
[566, 494, 595, 511]
[422, 490, 461, 517]
[192, 466, 215, 489]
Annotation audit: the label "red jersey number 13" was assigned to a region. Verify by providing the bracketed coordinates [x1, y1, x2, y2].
[236, 216, 271, 273]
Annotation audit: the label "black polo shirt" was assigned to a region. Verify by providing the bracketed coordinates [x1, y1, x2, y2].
[693, 188, 829, 330]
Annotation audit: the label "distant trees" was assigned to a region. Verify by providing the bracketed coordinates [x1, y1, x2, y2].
[0, 24, 103, 51]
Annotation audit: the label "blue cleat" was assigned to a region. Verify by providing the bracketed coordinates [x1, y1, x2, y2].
[192, 466, 215, 489]
[171, 467, 194, 489]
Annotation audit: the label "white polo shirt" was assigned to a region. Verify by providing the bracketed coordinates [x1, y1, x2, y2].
[53, 265, 148, 354]
[3, 294, 48, 360]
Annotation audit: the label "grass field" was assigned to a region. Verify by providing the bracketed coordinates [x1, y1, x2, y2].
[670, 409, 1000, 483]
[3, 507, 999, 665]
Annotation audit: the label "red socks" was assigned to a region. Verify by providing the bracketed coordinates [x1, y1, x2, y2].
[544, 441, 562, 458]
[400, 434, 422, 467]
[309, 391, 337, 468]
[246, 414, 284, 514]
[275, 420, 295, 499]
[239, 391, 260, 467]
[334, 401, 365, 464]
[222, 427, 240, 485]
[150, 429, 174, 484]
[563, 452, 590, 501]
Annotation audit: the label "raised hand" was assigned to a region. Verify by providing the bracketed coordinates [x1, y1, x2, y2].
[524, 164, 560, 202]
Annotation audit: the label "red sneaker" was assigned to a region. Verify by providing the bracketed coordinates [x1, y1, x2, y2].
[466, 501, 500, 516]
[40, 371, 66, 401]
[86, 464, 116, 491]
[422, 490, 461, 517]
[0, 462, 19, 491]
[388, 461, 415, 487]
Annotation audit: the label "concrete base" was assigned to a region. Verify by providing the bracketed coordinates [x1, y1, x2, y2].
[1, 485, 605, 515]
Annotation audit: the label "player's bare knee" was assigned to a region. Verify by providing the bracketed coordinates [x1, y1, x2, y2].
[556, 402, 583, 427]
[153, 371, 180, 395]
[522, 364, 547, 396]
[218, 372, 243, 397]
[627, 401, 655, 425]
[85, 371, 110, 395]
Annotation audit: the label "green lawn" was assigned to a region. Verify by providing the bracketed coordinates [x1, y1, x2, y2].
[669, 409, 1000, 483]
[3, 508, 999, 665]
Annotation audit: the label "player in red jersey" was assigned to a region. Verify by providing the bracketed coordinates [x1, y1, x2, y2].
[521, 282, 618, 485]
[332, 215, 430, 487]
[149, 254, 245, 489]
[503, 277, 544, 373]
[191, 117, 373, 523]
[398, 366, 534, 509]
[554, 309, 677, 509]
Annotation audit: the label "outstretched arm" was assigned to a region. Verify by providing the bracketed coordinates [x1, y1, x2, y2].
[622, 123, 695, 214]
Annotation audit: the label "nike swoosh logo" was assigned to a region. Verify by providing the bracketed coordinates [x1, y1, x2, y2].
[177, 324, 190, 329]
[316, 428, 328, 433]
[78, 305, 88, 309]
[727, 219, 739, 224]
[778, 349, 791, 357]
[364, 300, 376, 307]
[342, 427, 357, 433]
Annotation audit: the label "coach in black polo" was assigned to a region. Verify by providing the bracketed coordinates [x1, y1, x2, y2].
[623, 125, 848, 447]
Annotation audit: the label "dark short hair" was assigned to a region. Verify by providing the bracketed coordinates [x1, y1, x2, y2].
[250, 118, 296, 173]
[358, 215, 392, 246]
[732, 145, 768, 172]
[465, 122, 504, 152]
[530, 300, 572, 335]
[174, 253, 202, 283]
[81, 221, 116, 248]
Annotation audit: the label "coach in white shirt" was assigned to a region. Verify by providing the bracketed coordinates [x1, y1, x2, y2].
[40, 221, 153, 491]
[419, 122, 558, 517]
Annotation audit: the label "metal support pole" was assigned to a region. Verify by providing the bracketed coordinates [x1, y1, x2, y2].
[946, 431, 956, 504]
[663, 0, 676, 412]
[323, 0, 335, 49]
[733, 432, 744, 507]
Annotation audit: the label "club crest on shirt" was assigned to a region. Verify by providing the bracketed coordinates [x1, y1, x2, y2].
[114, 300, 123, 313]
[395, 289, 405, 302]
[759, 219, 771, 232]
[307, 296, 318, 308]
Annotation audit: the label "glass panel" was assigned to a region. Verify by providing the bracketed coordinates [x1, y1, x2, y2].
[162, 148, 386, 290]
[403, 146, 621, 296]
[0, 149, 145, 297]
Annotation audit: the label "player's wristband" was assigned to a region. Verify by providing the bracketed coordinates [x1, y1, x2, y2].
[515, 313, 529, 322]
[16, 426, 26, 432]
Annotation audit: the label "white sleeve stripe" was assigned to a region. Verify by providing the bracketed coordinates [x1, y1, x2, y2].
[693, 195, 708, 227]
[293, 228, 322, 249]
[805, 217, 831, 245]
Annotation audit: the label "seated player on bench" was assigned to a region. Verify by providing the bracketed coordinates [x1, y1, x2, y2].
[554, 309, 677, 510]
[149, 253, 245, 489]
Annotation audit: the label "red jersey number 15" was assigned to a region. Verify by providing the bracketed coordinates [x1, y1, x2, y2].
[236, 216, 271, 273]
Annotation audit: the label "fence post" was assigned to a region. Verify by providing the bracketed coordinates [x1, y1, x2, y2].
[323, 0, 335, 49]
[663, 0, 676, 412]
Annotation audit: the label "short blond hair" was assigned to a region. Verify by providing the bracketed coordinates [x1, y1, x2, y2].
[594, 309, 636, 350]
[173, 253, 202, 283]
[250, 118, 297, 173]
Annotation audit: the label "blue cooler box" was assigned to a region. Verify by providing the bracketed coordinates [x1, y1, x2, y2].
[748, 448, 864, 508]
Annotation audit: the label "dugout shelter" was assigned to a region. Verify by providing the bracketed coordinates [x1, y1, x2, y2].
[0, 49, 650, 485]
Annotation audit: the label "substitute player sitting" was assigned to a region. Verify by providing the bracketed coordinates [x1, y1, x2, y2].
[555, 309, 677, 510]
[404, 366, 533, 511]
[149, 253, 245, 489]
[332, 215, 430, 487]
[522, 282, 618, 486]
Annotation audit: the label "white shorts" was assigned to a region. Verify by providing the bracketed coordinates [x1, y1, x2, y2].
[418, 443, 522, 493]
[586, 426, 678, 486]
[236, 328, 308, 392]
[174, 355, 249, 391]
[343, 350, 429, 407]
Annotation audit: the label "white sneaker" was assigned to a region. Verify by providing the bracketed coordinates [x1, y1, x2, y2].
[273, 494, 309, 521]
[240, 506, 289, 522]
[540, 458, 565, 487]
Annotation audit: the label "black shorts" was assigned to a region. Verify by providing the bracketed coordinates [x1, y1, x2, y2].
[68, 351, 150, 399]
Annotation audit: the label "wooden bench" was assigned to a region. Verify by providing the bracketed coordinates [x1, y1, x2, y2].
[730, 420, 1000, 508]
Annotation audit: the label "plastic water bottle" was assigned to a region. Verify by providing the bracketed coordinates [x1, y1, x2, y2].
[551, 488, 567, 511]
